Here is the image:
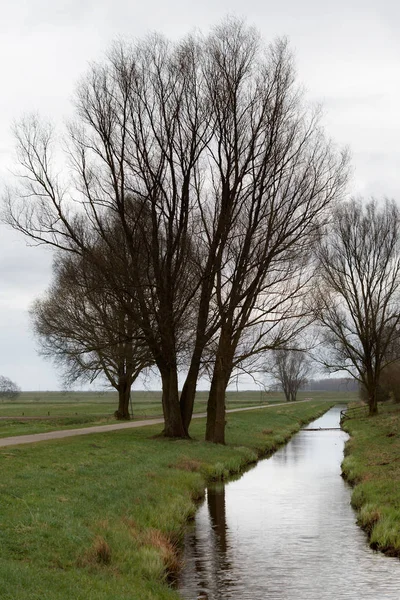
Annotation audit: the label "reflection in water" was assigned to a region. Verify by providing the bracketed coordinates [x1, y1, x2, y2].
[183, 485, 236, 598]
[207, 486, 227, 554]
[178, 406, 400, 599]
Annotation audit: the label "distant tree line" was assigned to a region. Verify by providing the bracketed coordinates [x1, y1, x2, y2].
[4, 17, 399, 438]
[303, 378, 359, 392]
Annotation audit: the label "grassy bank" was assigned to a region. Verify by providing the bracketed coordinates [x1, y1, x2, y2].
[341, 402, 400, 557]
[0, 401, 333, 599]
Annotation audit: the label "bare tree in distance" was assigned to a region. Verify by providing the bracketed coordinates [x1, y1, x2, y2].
[3, 18, 348, 441]
[0, 376, 21, 400]
[314, 198, 400, 416]
[31, 247, 153, 419]
[266, 348, 312, 402]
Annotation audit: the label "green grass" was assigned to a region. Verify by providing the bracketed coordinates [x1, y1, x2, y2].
[0, 390, 357, 438]
[341, 402, 400, 557]
[0, 390, 260, 438]
[1, 390, 275, 417]
[0, 400, 334, 599]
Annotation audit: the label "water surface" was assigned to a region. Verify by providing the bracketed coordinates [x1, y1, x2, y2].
[178, 405, 400, 599]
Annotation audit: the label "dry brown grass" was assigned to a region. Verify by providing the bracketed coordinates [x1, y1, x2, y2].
[172, 457, 203, 472]
[96, 519, 110, 530]
[144, 529, 180, 580]
[122, 517, 140, 539]
[78, 536, 112, 567]
[359, 507, 382, 533]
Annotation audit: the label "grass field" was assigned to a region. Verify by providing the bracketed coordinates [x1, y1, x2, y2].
[0, 400, 335, 600]
[0, 390, 357, 439]
[342, 402, 400, 557]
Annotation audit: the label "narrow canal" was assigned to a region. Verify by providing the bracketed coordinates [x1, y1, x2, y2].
[178, 405, 400, 599]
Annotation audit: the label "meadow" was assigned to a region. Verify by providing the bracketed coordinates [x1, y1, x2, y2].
[0, 400, 336, 599]
[0, 390, 357, 438]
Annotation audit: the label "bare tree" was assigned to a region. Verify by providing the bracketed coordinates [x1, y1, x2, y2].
[3, 19, 348, 441]
[314, 198, 400, 416]
[31, 248, 153, 419]
[0, 376, 21, 400]
[4, 35, 207, 438]
[197, 21, 348, 443]
[266, 348, 311, 402]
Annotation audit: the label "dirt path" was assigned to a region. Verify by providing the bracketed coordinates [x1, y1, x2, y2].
[0, 401, 308, 447]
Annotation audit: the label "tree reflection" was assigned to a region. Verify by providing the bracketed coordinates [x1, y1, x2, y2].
[207, 484, 228, 553]
[178, 483, 238, 599]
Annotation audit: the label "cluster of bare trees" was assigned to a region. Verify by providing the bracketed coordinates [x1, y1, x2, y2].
[3, 19, 350, 441]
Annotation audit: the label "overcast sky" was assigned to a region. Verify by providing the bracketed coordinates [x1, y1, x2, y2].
[1, 0, 399, 390]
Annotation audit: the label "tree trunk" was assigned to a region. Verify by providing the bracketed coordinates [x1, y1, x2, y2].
[368, 389, 378, 416]
[160, 366, 189, 438]
[114, 378, 131, 420]
[206, 330, 233, 444]
[206, 371, 227, 443]
[180, 269, 219, 431]
[180, 353, 202, 432]
[365, 368, 379, 416]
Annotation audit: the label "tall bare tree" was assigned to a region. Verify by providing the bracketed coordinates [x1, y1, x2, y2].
[314, 198, 400, 416]
[197, 22, 348, 443]
[266, 348, 311, 402]
[4, 35, 207, 437]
